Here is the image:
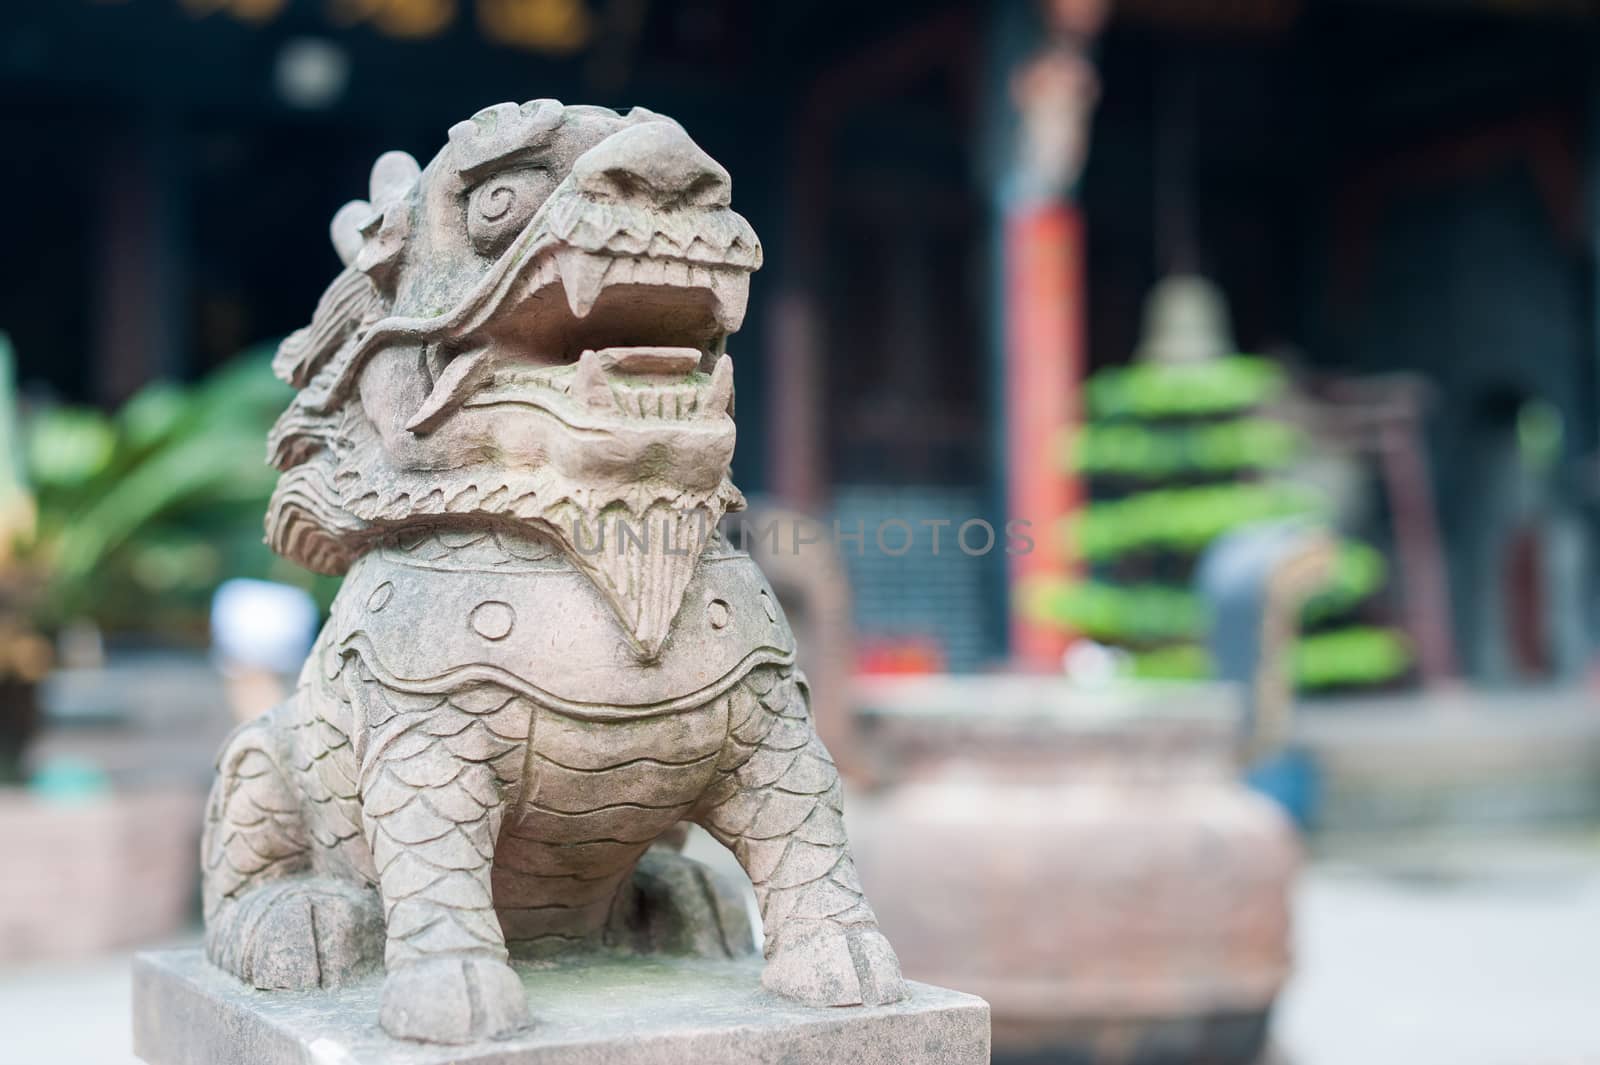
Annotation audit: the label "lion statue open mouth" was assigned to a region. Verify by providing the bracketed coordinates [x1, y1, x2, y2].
[202, 100, 904, 1046]
[267, 100, 762, 658]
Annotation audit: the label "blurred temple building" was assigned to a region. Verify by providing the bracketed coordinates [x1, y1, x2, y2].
[2, 0, 1598, 681]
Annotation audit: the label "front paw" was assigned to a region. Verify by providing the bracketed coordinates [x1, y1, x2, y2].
[762, 921, 906, 1007]
[379, 955, 529, 1044]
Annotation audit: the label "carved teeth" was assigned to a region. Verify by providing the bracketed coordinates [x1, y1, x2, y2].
[558, 249, 610, 319]
[704, 354, 733, 418]
[539, 245, 749, 334]
[573, 349, 611, 410]
[709, 271, 749, 332]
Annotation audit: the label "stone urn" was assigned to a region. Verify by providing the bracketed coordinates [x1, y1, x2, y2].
[845, 675, 1298, 1065]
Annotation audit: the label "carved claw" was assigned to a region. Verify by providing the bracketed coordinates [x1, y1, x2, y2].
[761, 921, 906, 1008]
[379, 955, 530, 1044]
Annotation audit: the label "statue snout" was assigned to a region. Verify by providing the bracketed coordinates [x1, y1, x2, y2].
[572, 121, 731, 208]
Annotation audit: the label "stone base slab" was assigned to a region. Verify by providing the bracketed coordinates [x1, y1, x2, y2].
[133, 949, 989, 1065]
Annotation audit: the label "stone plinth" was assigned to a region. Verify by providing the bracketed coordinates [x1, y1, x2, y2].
[133, 949, 989, 1065]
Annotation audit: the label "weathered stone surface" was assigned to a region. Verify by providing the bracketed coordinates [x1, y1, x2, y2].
[134, 949, 988, 1065]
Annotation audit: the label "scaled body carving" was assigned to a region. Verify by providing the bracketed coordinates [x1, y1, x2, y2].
[201, 100, 904, 1044]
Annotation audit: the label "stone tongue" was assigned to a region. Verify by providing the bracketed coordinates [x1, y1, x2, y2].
[595, 346, 701, 375]
[566, 499, 722, 660]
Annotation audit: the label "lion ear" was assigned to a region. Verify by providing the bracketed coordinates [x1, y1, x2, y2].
[330, 200, 374, 267]
[369, 150, 421, 206]
[329, 151, 419, 268]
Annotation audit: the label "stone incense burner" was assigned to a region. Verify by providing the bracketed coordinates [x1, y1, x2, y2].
[847, 676, 1298, 1065]
[199, 100, 906, 1046]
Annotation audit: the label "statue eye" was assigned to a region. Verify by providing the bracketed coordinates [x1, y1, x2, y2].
[467, 166, 553, 254]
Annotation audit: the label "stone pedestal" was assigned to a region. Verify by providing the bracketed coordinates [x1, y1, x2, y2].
[133, 949, 989, 1065]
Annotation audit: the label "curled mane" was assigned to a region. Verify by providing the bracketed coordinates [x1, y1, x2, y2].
[265, 266, 387, 575]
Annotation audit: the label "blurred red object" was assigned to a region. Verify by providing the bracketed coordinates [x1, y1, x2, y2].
[857, 638, 946, 676]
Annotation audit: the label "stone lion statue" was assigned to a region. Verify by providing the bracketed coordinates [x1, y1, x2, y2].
[200, 100, 904, 1044]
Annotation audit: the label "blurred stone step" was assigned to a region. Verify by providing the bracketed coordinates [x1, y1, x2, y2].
[1292, 689, 1600, 834]
[0, 789, 201, 963]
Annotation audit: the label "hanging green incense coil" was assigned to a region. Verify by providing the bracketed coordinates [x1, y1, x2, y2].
[1086, 355, 1286, 419]
[1067, 482, 1327, 562]
[1068, 417, 1303, 478]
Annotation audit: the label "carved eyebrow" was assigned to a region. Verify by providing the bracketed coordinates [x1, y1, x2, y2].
[455, 138, 557, 188]
[447, 100, 564, 185]
[462, 147, 553, 188]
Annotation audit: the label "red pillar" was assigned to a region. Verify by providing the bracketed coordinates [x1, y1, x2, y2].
[1005, 203, 1085, 670]
[996, 0, 1106, 671]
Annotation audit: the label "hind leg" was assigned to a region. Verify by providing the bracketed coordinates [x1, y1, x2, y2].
[604, 839, 757, 959]
[695, 667, 905, 1007]
[202, 704, 382, 989]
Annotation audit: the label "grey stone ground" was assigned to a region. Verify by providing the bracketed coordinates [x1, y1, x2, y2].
[1275, 834, 1600, 1065]
[3, 837, 1598, 1064]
